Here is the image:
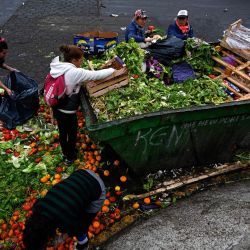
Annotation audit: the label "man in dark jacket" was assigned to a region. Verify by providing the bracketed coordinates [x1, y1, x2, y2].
[125, 9, 155, 46]
[167, 10, 194, 40]
[23, 169, 106, 250]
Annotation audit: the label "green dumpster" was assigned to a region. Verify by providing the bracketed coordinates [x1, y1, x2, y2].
[80, 90, 250, 175]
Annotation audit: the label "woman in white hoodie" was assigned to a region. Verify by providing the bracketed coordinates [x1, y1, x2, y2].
[51, 45, 115, 165]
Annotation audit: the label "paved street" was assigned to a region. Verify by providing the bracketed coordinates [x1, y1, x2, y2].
[0, 0, 100, 85]
[0, 0, 26, 26]
[101, 0, 250, 42]
[0, 1, 250, 249]
[103, 180, 250, 250]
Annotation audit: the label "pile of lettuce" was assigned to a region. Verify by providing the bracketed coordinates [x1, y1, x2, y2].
[84, 39, 228, 123]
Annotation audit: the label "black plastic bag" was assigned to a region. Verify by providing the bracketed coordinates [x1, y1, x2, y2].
[0, 71, 39, 129]
[147, 37, 185, 65]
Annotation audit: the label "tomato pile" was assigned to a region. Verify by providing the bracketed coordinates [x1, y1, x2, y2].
[0, 98, 144, 249]
[1, 97, 227, 249]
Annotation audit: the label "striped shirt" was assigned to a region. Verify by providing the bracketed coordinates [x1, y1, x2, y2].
[33, 170, 105, 236]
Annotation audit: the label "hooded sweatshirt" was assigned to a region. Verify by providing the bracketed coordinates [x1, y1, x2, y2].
[50, 56, 115, 113]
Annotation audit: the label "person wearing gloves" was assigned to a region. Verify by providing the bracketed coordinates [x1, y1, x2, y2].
[23, 169, 106, 250]
[167, 10, 194, 40]
[50, 45, 115, 165]
[125, 9, 159, 48]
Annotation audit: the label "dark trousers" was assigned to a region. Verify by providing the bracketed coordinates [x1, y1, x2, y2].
[78, 212, 97, 238]
[53, 109, 78, 160]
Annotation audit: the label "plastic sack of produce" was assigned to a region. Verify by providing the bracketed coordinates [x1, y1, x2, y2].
[0, 71, 39, 129]
[147, 37, 185, 65]
[172, 62, 195, 83]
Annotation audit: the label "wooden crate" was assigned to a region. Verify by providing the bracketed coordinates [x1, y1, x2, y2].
[220, 19, 250, 60]
[85, 67, 128, 97]
[212, 46, 250, 100]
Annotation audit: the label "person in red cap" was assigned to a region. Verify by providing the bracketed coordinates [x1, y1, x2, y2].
[167, 10, 194, 40]
[125, 9, 156, 47]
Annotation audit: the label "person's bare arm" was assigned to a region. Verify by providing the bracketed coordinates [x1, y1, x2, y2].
[0, 80, 12, 95]
[2, 63, 18, 72]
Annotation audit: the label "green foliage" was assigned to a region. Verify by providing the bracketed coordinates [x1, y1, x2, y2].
[0, 156, 34, 219]
[86, 38, 228, 123]
[0, 117, 76, 220]
[173, 38, 220, 75]
[151, 28, 165, 37]
[83, 39, 146, 75]
[172, 196, 177, 205]
[106, 39, 146, 75]
[235, 152, 250, 163]
[91, 75, 227, 122]
[143, 178, 154, 192]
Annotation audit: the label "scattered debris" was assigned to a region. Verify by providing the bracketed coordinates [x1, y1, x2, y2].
[123, 161, 250, 201]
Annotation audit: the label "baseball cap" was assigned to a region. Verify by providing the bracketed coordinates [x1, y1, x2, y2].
[177, 10, 188, 17]
[134, 9, 148, 19]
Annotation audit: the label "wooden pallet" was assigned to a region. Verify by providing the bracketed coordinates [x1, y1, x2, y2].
[123, 161, 250, 201]
[212, 46, 250, 100]
[220, 19, 250, 60]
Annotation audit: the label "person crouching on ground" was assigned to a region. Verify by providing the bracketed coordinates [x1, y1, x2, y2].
[23, 169, 106, 250]
[125, 9, 158, 48]
[0, 37, 19, 128]
[0, 37, 19, 96]
[167, 10, 194, 40]
[50, 45, 115, 165]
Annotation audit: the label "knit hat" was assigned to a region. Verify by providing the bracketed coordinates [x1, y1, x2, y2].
[134, 9, 148, 19]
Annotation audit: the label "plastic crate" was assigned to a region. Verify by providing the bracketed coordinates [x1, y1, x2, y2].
[73, 31, 118, 55]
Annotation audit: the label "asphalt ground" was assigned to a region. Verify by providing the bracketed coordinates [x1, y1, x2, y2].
[0, 0, 26, 27]
[0, 1, 250, 249]
[101, 0, 250, 42]
[103, 180, 250, 250]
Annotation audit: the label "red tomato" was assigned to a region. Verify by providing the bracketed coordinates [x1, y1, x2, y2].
[1, 223, 8, 231]
[148, 25, 155, 31]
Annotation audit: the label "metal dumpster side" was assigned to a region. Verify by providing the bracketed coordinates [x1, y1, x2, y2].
[80, 90, 250, 175]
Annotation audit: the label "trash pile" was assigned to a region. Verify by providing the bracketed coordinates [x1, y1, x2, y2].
[84, 38, 236, 123]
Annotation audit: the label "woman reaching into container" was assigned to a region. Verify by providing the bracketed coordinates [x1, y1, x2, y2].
[50, 45, 115, 165]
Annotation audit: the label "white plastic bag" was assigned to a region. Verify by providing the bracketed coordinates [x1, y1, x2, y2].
[225, 24, 250, 49]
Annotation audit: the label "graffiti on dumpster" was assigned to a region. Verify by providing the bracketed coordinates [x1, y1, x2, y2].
[182, 115, 250, 129]
[134, 114, 250, 155]
[134, 125, 185, 154]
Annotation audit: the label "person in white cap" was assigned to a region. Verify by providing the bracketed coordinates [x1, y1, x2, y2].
[167, 10, 194, 40]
